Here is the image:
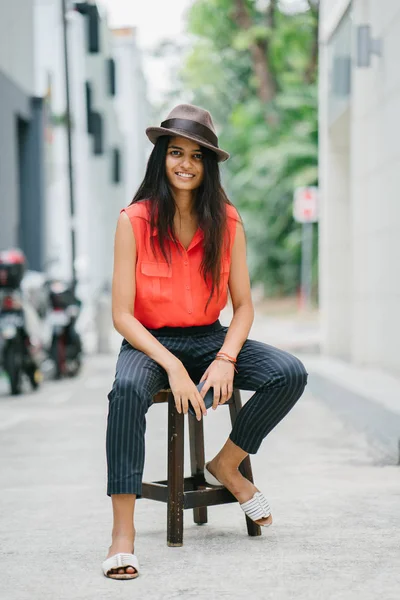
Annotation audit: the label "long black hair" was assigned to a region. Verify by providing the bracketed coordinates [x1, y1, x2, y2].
[131, 136, 234, 311]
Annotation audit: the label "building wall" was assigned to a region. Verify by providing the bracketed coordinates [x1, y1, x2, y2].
[0, 0, 35, 95]
[83, 6, 125, 294]
[34, 0, 72, 280]
[320, 0, 400, 375]
[34, 1, 126, 291]
[0, 0, 46, 269]
[0, 73, 31, 251]
[112, 27, 151, 204]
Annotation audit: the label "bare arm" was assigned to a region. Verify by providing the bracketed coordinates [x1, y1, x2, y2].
[112, 212, 206, 419]
[111, 212, 180, 374]
[218, 221, 254, 359]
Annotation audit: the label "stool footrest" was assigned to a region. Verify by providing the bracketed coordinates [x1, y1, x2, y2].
[141, 482, 168, 503]
[142, 478, 237, 509]
[183, 487, 236, 510]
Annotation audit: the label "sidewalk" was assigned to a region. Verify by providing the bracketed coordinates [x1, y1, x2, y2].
[0, 312, 399, 599]
[252, 299, 400, 464]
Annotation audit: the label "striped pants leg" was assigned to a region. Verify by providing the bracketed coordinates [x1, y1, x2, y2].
[106, 329, 308, 496]
[106, 339, 171, 497]
[186, 329, 309, 455]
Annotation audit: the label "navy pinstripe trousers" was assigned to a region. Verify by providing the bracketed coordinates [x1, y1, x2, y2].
[106, 322, 308, 496]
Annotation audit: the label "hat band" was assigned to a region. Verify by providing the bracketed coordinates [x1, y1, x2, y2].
[160, 118, 218, 147]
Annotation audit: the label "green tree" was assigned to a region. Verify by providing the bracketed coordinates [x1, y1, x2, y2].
[168, 0, 319, 296]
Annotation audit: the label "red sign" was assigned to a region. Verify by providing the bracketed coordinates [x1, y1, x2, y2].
[293, 187, 318, 223]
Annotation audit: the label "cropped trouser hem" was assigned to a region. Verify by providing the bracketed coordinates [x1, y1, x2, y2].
[107, 474, 142, 498]
[229, 432, 258, 455]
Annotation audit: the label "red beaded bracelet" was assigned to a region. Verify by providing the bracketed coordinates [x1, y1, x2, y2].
[215, 356, 238, 373]
[216, 352, 237, 363]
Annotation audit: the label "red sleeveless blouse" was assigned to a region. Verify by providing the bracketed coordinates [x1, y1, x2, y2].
[121, 199, 240, 329]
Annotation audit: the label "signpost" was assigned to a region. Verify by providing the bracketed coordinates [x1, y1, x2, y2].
[293, 186, 319, 311]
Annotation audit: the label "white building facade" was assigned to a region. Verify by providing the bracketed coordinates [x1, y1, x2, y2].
[319, 0, 400, 375]
[34, 1, 126, 294]
[111, 27, 150, 204]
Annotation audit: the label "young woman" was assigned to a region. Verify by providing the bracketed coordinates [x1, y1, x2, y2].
[102, 104, 308, 580]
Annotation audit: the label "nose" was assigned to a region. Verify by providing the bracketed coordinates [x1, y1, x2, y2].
[180, 155, 193, 169]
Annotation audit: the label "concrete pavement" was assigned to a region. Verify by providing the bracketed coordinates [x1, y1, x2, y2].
[0, 324, 399, 599]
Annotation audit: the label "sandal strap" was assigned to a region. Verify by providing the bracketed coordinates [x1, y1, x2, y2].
[240, 492, 271, 522]
[102, 553, 139, 576]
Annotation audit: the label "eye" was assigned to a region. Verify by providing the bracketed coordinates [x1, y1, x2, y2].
[170, 150, 181, 156]
[194, 153, 203, 160]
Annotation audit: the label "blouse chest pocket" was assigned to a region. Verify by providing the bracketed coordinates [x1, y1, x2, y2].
[140, 262, 173, 302]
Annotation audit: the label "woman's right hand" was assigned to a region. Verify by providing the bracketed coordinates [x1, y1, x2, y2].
[167, 362, 207, 421]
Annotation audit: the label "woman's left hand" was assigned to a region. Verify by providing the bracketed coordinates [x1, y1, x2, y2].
[199, 360, 235, 410]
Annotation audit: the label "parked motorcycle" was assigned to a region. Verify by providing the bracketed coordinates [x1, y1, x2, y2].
[0, 250, 42, 395]
[47, 280, 82, 379]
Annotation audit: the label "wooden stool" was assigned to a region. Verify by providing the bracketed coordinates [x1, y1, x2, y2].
[141, 388, 262, 546]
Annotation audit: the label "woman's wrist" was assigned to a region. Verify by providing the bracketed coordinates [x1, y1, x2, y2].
[164, 355, 183, 375]
[216, 351, 237, 362]
[215, 354, 238, 373]
[218, 348, 238, 361]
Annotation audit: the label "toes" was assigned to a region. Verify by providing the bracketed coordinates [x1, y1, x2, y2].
[125, 567, 136, 574]
[256, 515, 273, 527]
[107, 566, 137, 579]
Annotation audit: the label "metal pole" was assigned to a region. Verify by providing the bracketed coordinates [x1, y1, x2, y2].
[300, 222, 313, 311]
[61, 0, 77, 290]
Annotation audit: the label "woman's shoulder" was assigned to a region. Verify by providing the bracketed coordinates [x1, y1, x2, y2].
[121, 200, 151, 222]
[225, 202, 241, 222]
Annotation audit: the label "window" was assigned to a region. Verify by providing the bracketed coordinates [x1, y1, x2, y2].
[328, 8, 352, 125]
[112, 148, 121, 183]
[91, 112, 103, 155]
[87, 5, 100, 53]
[75, 2, 100, 53]
[85, 81, 93, 134]
[107, 58, 116, 96]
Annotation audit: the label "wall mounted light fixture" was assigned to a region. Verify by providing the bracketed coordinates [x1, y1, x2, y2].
[356, 25, 382, 67]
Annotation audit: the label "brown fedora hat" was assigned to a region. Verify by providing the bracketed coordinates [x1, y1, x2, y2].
[146, 103, 230, 162]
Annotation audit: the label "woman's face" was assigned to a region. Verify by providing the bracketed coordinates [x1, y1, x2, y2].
[165, 136, 204, 193]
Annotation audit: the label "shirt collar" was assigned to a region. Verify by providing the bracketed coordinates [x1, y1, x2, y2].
[150, 225, 204, 250]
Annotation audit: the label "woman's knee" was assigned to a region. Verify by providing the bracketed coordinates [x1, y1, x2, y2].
[255, 349, 308, 391]
[277, 352, 308, 389]
[110, 374, 152, 405]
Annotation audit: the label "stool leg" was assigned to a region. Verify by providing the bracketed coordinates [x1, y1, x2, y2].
[229, 389, 262, 537]
[189, 414, 208, 525]
[167, 393, 184, 546]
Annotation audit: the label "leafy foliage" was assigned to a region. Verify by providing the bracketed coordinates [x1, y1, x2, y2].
[162, 0, 319, 296]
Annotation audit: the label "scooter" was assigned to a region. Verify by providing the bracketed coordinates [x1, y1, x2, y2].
[0, 250, 42, 395]
[47, 280, 83, 379]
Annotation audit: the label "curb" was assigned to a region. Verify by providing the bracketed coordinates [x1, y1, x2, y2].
[307, 369, 400, 465]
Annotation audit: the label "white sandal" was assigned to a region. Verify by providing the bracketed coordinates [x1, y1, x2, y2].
[102, 553, 139, 580]
[204, 462, 222, 487]
[204, 462, 272, 526]
[240, 492, 272, 526]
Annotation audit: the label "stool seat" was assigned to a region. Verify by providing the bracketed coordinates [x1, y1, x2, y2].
[141, 388, 262, 546]
[152, 389, 172, 403]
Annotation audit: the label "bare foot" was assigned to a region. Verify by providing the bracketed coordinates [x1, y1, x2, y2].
[105, 529, 138, 579]
[207, 459, 273, 527]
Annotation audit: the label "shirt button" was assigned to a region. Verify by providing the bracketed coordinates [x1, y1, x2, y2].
[184, 261, 188, 266]
[186, 285, 190, 290]
[188, 309, 192, 313]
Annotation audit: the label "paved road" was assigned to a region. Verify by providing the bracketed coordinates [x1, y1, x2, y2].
[0, 348, 399, 600]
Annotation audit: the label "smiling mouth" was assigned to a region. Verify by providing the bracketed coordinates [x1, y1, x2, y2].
[175, 172, 195, 179]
